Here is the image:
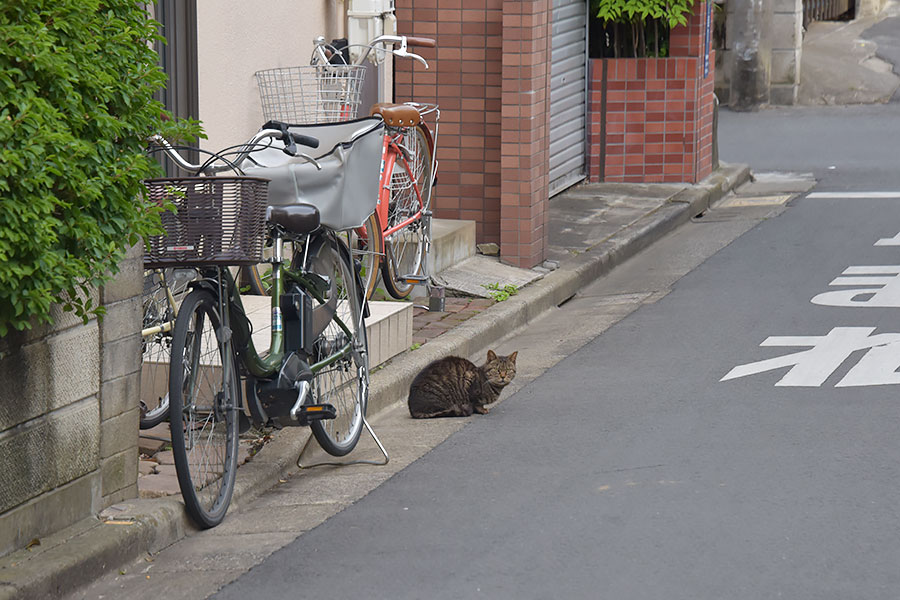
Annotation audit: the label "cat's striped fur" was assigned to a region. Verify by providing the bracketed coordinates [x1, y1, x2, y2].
[407, 350, 518, 418]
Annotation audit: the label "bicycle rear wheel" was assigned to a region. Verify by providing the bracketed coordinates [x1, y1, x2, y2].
[381, 124, 433, 299]
[238, 240, 300, 296]
[303, 236, 368, 456]
[168, 288, 239, 528]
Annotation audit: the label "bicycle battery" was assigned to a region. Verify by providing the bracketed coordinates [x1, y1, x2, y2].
[281, 287, 313, 355]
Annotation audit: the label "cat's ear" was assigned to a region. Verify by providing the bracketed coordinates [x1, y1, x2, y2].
[486, 349, 498, 361]
[508, 351, 518, 363]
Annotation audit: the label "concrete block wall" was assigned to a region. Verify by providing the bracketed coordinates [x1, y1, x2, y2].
[0, 244, 143, 557]
[716, 0, 801, 106]
[770, 0, 803, 105]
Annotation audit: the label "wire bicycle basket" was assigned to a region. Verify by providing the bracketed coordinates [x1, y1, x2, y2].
[143, 176, 269, 268]
[255, 64, 367, 124]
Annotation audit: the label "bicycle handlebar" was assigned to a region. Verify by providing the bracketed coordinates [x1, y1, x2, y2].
[149, 126, 320, 175]
[314, 34, 434, 69]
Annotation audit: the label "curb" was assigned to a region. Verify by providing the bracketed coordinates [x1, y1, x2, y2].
[0, 163, 750, 600]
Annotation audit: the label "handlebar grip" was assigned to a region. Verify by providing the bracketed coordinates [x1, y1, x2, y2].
[289, 132, 319, 149]
[405, 36, 436, 48]
[262, 120, 320, 150]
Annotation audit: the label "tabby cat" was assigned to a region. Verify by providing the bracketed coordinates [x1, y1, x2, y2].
[407, 350, 518, 419]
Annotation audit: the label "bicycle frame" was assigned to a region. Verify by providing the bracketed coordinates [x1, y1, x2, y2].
[141, 270, 177, 338]
[207, 231, 358, 382]
[376, 133, 426, 239]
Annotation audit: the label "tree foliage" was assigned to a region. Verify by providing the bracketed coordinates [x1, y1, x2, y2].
[590, 0, 696, 57]
[0, 1, 201, 335]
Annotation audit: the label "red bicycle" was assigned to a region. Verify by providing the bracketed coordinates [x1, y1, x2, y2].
[254, 34, 439, 300]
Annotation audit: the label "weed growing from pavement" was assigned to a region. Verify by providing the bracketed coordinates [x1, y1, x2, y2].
[482, 283, 518, 302]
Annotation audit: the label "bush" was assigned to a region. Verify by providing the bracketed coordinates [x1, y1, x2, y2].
[0, 1, 200, 335]
[590, 0, 696, 58]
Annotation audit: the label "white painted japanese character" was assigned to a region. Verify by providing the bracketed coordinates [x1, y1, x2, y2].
[811, 266, 900, 307]
[875, 232, 900, 246]
[721, 327, 900, 387]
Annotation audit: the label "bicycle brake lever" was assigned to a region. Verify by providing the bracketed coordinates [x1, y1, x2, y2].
[394, 49, 429, 69]
[298, 153, 322, 170]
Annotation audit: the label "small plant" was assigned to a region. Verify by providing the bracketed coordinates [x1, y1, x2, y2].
[590, 0, 696, 58]
[482, 282, 518, 302]
[410, 342, 422, 351]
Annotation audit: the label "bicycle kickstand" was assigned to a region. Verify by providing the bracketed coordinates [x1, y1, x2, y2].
[296, 415, 390, 469]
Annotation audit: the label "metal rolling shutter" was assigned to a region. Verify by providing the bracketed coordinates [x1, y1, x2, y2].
[549, 0, 587, 196]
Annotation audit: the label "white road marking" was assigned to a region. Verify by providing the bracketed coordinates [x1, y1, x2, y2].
[875, 232, 900, 246]
[811, 266, 900, 307]
[721, 327, 900, 387]
[806, 192, 900, 199]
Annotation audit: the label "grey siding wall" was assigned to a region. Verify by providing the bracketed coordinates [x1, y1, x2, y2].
[549, 0, 588, 196]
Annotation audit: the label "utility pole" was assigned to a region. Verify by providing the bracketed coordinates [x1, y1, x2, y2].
[728, 0, 771, 109]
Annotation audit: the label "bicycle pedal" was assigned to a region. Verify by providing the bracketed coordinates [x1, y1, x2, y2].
[403, 275, 429, 285]
[296, 404, 336, 426]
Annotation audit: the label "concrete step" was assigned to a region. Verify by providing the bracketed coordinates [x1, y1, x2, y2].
[241, 295, 412, 368]
[429, 218, 475, 276]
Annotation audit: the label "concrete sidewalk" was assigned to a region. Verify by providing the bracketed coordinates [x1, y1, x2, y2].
[0, 163, 749, 600]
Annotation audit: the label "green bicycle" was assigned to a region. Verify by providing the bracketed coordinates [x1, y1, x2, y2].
[147, 116, 384, 527]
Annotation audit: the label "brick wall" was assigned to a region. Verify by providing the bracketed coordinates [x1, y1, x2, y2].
[395, 0, 550, 268]
[588, 1, 716, 184]
[498, 0, 551, 268]
[394, 0, 504, 246]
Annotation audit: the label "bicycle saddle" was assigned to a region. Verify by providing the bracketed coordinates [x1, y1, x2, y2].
[370, 103, 421, 127]
[267, 204, 320, 234]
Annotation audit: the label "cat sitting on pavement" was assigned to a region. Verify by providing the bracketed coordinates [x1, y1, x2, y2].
[407, 350, 518, 419]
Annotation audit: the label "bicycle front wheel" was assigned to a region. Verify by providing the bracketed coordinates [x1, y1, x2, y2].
[304, 236, 369, 456]
[168, 289, 239, 528]
[338, 211, 382, 301]
[381, 124, 433, 299]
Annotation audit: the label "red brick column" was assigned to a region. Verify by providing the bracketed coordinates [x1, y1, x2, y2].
[394, 1, 504, 245]
[395, 0, 551, 267]
[499, 0, 551, 268]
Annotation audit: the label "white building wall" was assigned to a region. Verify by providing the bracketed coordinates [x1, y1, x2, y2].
[196, 1, 345, 154]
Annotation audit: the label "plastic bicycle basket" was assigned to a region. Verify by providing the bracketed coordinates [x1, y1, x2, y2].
[142, 176, 269, 268]
[255, 64, 367, 124]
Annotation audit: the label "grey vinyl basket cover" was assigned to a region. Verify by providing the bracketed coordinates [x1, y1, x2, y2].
[240, 116, 384, 231]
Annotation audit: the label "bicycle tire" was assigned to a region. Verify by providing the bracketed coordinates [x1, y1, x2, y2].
[140, 268, 194, 429]
[302, 236, 369, 456]
[381, 123, 433, 299]
[238, 264, 268, 296]
[339, 211, 382, 300]
[168, 289, 240, 528]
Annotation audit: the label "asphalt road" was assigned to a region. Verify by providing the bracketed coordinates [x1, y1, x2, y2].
[207, 105, 900, 599]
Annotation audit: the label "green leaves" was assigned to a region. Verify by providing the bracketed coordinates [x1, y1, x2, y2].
[482, 283, 519, 303]
[0, 1, 202, 335]
[593, 0, 695, 25]
[591, 0, 696, 57]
